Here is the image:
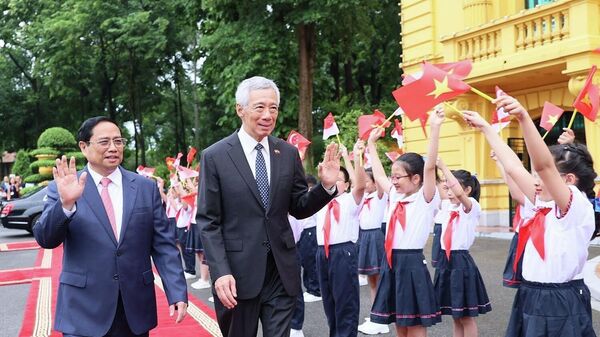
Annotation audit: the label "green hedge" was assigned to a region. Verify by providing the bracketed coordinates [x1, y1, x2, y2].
[24, 173, 53, 184]
[29, 159, 57, 171]
[11, 150, 33, 177]
[64, 151, 86, 162]
[29, 148, 60, 157]
[37, 127, 77, 150]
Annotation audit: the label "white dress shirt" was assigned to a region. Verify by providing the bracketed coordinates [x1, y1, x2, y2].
[238, 127, 271, 182]
[386, 186, 441, 250]
[316, 192, 364, 245]
[359, 192, 388, 230]
[87, 166, 124, 240]
[521, 185, 595, 283]
[438, 198, 481, 251]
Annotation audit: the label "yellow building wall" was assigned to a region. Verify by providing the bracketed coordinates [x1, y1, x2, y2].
[400, 0, 600, 226]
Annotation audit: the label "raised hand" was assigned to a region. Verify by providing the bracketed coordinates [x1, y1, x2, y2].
[557, 128, 575, 144]
[53, 156, 87, 210]
[367, 127, 384, 145]
[430, 105, 445, 127]
[318, 142, 341, 189]
[462, 110, 490, 129]
[493, 95, 529, 121]
[353, 139, 365, 155]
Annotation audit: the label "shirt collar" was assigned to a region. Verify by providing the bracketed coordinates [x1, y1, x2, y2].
[87, 165, 123, 188]
[238, 126, 270, 156]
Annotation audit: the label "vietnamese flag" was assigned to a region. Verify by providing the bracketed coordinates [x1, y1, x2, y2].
[539, 102, 565, 131]
[392, 62, 471, 123]
[186, 147, 197, 167]
[573, 65, 599, 122]
[287, 130, 311, 161]
[165, 157, 176, 171]
[323, 112, 340, 140]
[402, 60, 472, 86]
[491, 86, 511, 133]
[357, 109, 390, 141]
[390, 119, 404, 148]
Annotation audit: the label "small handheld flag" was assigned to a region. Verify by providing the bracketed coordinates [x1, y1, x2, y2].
[287, 130, 311, 161]
[323, 113, 340, 140]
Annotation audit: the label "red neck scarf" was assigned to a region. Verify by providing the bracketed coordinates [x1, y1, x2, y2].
[513, 207, 551, 273]
[443, 210, 460, 261]
[323, 199, 340, 258]
[384, 201, 410, 267]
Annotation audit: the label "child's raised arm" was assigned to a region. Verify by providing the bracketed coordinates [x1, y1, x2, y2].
[494, 96, 571, 212]
[367, 128, 392, 194]
[438, 158, 473, 213]
[491, 150, 525, 206]
[424, 106, 444, 202]
[340, 144, 357, 186]
[351, 140, 367, 204]
[462, 109, 537, 203]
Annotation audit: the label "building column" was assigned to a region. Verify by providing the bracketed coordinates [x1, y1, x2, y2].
[462, 0, 493, 27]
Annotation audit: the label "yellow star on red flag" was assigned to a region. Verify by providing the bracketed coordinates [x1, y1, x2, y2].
[427, 76, 454, 99]
[546, 114, 559, 126]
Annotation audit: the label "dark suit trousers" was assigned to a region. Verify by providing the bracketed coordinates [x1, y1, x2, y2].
[63, 293, 149, 337]
[215, 252, 296, 337]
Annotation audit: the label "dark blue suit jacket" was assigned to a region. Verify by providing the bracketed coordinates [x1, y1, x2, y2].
[34, 167, 187, 336]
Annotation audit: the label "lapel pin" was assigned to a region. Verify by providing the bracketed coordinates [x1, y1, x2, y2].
[274, 149, 280, 155]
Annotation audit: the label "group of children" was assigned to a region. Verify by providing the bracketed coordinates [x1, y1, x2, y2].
[288, 95, 598, 337]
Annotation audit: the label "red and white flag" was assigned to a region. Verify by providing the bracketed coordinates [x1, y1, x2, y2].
[136, 165, 155, 178]
[491, 86, 511, 133]
[169, 173, 179, 188]
[173, 152, 183, 168]
[390, 119, 404, 148]
[177, 165, 199, 180]
[322, 112, 340, 140]
[287, 130, 311, 161]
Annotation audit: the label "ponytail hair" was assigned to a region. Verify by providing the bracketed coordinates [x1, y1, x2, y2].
[451, 169, 481, 202]
[549, 143, 600, 239]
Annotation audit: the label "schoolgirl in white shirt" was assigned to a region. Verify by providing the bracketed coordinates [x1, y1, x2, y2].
[434, 159, 491, 337]
[315, 140, 366, 337]
[366, 107, 445, 337]
[463, 98, 598, 337]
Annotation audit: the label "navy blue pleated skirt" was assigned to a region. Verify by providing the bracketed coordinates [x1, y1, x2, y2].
[370, 249, 441, 327]
[184, 222, 204, 253]
[505, 279, 596, 337]
[433, 250, 492, 318]
[358, 228, 384, 275]
[431, 223, 442, 268]
[503, 232, 523, 288]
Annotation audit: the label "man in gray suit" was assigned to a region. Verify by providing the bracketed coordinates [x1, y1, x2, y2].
[198, 76, 340, 337]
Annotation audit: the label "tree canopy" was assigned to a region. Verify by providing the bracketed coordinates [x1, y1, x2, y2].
[0, 0, 401, 171]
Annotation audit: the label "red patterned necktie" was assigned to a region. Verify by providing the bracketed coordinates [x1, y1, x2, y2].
[323, 199, 340, 258]
[100, 177, 118, 240]
[513, 207, 551, 273]
[384, 201, 410, 267]
[443, 211, 460, 261]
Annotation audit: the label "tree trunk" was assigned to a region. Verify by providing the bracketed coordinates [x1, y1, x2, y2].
[330, 53, 340, 101]
[343, 59, 353, 95]
[192, 34, 201, 151]
[297, 23, 316, 171]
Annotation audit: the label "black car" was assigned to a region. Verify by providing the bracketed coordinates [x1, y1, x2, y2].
[0, 186, 47, 233]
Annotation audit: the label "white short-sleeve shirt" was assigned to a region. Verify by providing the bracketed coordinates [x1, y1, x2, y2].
[316, 192, 363, 245]
[386, 186, 441, 249]
[521, 185, 595, 283]
[434, 199, 450, 224]
[359, 192, 388, 230]
[438, 198, 481, 251]
[288, 215, 304, 243]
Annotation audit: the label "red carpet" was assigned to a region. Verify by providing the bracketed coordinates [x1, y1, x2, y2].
[0, 241, 221, 337]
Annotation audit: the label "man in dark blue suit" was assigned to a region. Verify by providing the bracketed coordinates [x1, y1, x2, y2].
[34, 117, 188, 337]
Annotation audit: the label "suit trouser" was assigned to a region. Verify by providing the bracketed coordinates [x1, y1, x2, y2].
[214, 252, 296, 337]
[63, 293, 149, 337]
[316, 242, 359, 337]
[297, 227, 320, 296]
[290, 249, 305, 330]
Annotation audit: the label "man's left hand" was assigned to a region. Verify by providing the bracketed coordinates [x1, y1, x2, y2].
[169, 301, 188, 323]
[318, 142, 341, 189]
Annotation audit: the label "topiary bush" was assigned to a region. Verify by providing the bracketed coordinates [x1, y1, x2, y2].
[11, 150, 33, 177]
[29, 159, 57, 171]
[24, 173, 53, 184]
[29, 148, 60, 157]
[37, 127, 77, 151]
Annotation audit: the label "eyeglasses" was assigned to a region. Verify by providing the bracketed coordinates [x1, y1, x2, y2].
[87, 138, 128, 149]
[247, 104, 279, 114]
[390, 174, 410, 181]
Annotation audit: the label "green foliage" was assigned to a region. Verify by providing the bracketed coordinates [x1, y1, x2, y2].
[37, 127, 77, 150]
[11, 150, 33, 177]
[29, 159, 57, 171]
[29, 148, 61, 157]
[19, 185, 44, 197]
[64, 151, 86, 163]
[24, 173, 53, 184]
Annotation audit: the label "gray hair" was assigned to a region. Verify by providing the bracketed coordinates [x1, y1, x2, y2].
[235, 76, 280, 107]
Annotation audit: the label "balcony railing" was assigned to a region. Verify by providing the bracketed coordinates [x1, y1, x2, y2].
[441, 0, 583, 67]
